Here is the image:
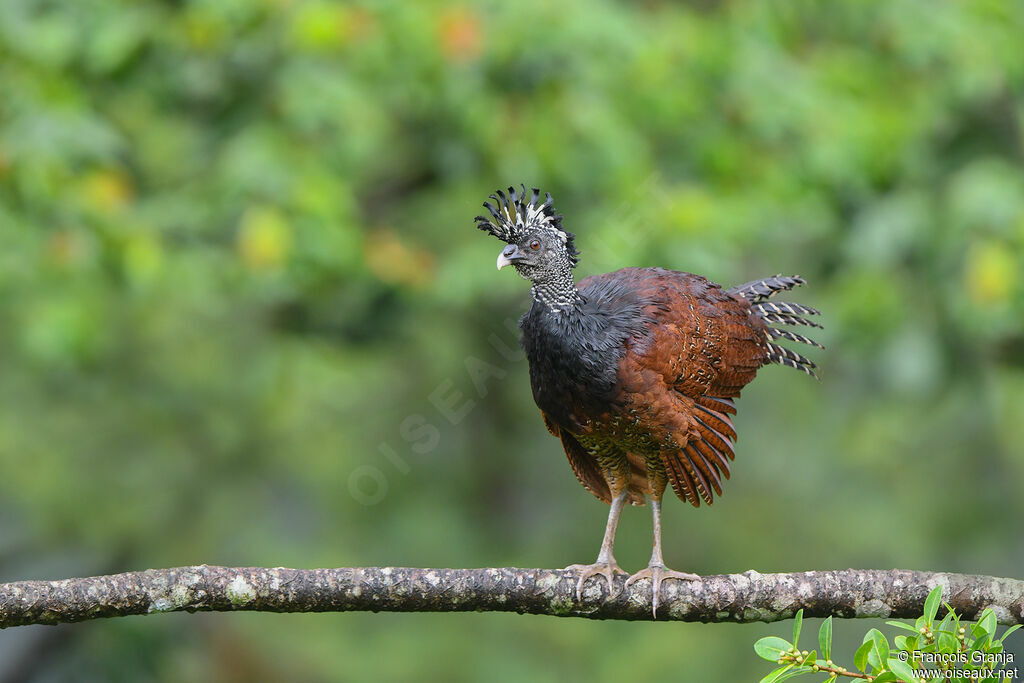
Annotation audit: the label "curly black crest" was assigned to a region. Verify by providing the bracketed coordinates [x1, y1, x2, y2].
[475, 185, 580, 266]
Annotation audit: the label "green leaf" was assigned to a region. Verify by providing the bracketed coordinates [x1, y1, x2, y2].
[970, 627, 993, 652]
[758, 665, 793, 683]
[866, 629, 890, 670]
[792, 609, 803, 648]
[943, 601, 962, 642]
[978, 609, 997, 637]
[887, 621, 924, 634]
[758, 664, 811, 683]
[924, 585, 942, 625]
[936, 631, 957, 652]
[936, 611, 957, 651]
[996, 624, 1022, 645]
[854, 640, 873, 673]
[893, 635, 907, 651]
[818, 617, 832, 660]
[887, 657, 918, 682]
[755, 636, 793, 662]
[873, 673, 898, 683]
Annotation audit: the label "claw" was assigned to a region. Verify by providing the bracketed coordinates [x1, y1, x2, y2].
[624, 564, 700, 618]
[565, 561, 628, 601]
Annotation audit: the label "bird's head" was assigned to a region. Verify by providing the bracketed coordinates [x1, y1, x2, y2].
[475, 186, 579, 287]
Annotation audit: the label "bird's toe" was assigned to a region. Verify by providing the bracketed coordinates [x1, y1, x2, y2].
[625, 564, 700, 618]
[565, 561, 627, 601]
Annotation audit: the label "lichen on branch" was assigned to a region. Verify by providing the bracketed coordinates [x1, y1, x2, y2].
[1, 566, 1022, 628]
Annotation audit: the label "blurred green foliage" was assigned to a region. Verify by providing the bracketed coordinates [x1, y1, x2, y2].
[1, 0, 1023, 680]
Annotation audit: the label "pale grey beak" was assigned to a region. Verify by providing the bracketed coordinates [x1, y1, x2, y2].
[497, 244, 522, 270]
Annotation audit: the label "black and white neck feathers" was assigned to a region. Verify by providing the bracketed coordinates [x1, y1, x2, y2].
[529, 266, 584, 314]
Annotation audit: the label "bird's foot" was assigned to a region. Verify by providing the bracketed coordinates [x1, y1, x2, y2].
[624, 563, 700, 618]
[564, 560, 628, 602]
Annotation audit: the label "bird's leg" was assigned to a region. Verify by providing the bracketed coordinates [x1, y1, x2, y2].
[625, 496, 700, 618]
[565, 490, 629, 601]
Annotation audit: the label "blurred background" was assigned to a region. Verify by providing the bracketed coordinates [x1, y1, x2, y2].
[1, 0, 1022, 680]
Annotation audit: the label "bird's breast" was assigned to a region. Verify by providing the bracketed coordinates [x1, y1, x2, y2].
[521, 310, 647, 434]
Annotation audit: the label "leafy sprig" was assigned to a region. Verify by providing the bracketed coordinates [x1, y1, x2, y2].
[754, 586, 1021, 683]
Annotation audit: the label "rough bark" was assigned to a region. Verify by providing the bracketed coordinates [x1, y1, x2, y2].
[1, 566, 1022, 628]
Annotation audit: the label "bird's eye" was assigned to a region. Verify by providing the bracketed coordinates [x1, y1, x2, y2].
[529, 239, 541, 251]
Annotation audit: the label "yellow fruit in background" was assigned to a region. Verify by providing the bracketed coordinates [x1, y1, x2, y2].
[237, 206, 292, 270]
[965, 240, 1018, 305]
[81, 169, 132, 214]
[365, 229, 433, 288]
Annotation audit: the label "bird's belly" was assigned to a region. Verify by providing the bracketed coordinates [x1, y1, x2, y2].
[529, 371, 618, 435]
[569, 408, 659, 456]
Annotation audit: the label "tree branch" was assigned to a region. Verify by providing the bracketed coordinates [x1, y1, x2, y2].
[1, 566, 1022, 628]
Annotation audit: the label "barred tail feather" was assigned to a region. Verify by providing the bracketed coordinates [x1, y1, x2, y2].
[757, 310, 823, 329]
[767, 342, 816, 368]
[735, 275, 823, 379]
[766, 327, 824, 349]
[766, 343, 819, 379]
[769, 354, 819, 379]
[753, 301, 821, 317]
[728, 274, 806, 303]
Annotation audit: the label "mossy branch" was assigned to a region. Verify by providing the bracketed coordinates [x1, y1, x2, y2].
[1, 567, 1022, 628]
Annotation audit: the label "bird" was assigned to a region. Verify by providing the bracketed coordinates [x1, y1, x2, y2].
[475, 185, 822, 617]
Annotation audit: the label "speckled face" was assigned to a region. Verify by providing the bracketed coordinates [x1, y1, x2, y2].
[476, 186, 579, 271]
[497, 227, 571, 281]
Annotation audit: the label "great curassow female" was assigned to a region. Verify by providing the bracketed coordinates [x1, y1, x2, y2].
[476, 186, 823, 616]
